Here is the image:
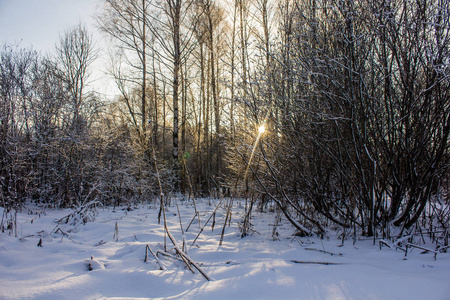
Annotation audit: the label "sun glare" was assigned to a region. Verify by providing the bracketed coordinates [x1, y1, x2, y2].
[258, 125, 266, 134]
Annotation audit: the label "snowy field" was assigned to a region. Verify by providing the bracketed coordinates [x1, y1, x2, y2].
[1, 199, 449, 300]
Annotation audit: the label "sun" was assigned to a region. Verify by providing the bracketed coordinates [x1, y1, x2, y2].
[258, 125, 266, 134]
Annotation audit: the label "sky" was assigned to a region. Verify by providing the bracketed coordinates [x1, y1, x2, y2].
[0, 0, 103, 52]
[0, 0, 116, 97]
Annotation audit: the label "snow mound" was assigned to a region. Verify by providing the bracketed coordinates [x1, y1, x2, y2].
[87, 256, 105, 271]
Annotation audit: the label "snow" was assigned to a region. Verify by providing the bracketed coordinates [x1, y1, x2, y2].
[1, 200, 450, 300]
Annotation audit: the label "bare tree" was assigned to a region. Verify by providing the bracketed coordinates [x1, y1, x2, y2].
[98, 0, 156, 150]
[56, 24, 98, 207]
[57, 24, 96, 134]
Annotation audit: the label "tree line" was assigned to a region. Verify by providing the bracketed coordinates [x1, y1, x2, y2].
[1, 0, 449, 237]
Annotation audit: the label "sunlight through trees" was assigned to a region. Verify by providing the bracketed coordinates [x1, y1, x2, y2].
[1, 0, 449, 238]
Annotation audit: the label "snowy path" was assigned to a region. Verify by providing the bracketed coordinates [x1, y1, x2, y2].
[1, 200, 449, 300]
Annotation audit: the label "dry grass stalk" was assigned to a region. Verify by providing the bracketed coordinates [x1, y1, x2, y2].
[145, 244, 165, 270]
[191, 198, 224, 246]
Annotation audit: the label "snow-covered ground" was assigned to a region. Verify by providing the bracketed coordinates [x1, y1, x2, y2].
[1, 199, 449, 300]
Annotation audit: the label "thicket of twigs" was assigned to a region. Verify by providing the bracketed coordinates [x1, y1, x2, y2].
[1, 0, 449, 242]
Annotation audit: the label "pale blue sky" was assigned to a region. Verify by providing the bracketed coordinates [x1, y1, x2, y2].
[0, 0, 102, 53]
[0, 0, 119, 97]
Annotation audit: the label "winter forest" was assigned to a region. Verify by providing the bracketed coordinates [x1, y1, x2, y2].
[1, 0, 450, 299]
